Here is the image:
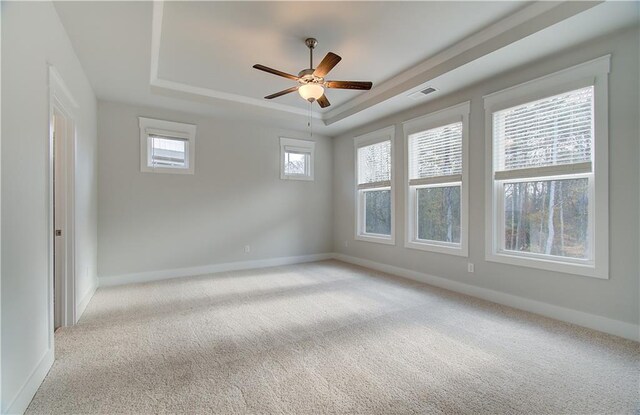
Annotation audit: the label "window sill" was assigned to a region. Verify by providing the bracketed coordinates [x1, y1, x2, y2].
[355, 234, 395, 246]
[405, 240, 467, 257]
[485, 250, 607, 279]
[281, 174, 314, 181]
[141, 166, 194, 175]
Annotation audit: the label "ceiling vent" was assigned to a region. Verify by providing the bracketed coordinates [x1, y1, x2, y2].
[407, 87, 438, 100]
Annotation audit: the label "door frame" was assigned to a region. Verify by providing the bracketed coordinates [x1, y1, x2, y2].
[48, 65, 78, 332]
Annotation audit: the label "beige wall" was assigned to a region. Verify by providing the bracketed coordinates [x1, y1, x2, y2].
[332, 26, 639, 326]
[97, 101, 333, 281]
[1, 2, 98, 412]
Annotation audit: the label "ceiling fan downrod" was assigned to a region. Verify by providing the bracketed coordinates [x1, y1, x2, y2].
[305, 38, 318, 70]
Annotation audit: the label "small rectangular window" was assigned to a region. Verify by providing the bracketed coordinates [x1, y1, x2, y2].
[280, 138, 314, 181]
[355, 126, 395, 244]
[139, 117, 196, 174]
[403, 102, 469, 256]
[148, 135, 187, 168]
[484, 55, 610, 278]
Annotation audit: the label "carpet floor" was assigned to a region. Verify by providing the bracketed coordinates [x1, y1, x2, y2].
[27, 260, 639, 414]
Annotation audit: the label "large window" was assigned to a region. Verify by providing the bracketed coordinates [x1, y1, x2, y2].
[484, 56, 610, 278]
[139, 117, 196, 174]
[354, 126, 395, 244]
[404, 102, 469, 256]
[280, 137, 315, 181]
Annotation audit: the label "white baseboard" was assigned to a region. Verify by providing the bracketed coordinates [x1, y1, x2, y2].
[76, 278, 98, 321]
[4, 347, 54, 415]
[334, 253, 640, 342]
[99, 253, 335, 287]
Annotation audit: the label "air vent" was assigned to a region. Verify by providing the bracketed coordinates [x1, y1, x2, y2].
[407, 86, 438, 100]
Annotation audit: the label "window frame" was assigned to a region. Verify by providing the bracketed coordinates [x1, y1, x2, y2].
[484, 55, 610, 279]
[354, 126, 396, 245]
[403, 102, 470, 256]
[139, 117, 196, 175]
[280, 137, 315, 181]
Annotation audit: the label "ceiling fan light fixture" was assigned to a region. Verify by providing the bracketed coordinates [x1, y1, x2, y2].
[298, 83, 325, 101]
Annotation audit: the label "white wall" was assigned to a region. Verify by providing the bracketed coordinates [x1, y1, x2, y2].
[97, 101, 333, 282]
[1, 2, 98, 413]
[333, 27, 639, 329]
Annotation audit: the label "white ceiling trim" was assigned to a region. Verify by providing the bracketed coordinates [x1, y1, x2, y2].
[149, 1, 323, 120]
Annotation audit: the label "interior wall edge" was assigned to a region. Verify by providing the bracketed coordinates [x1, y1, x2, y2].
[3, 348, 53, 415]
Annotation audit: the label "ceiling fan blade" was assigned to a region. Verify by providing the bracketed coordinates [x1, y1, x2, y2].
[326, 80, 373, 90]
[253, 64, 299, 81]
[264, 86, 299, 100]
[317, 94, 330, 108]
[313, 52, 342, 77]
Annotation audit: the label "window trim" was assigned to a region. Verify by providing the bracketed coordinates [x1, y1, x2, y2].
[280, 137, 315, 181]
[483, 55, 610, 279]
[354, 126, 396, 245]
[139, 117, 196, 175]
[403, 101, 470, 256]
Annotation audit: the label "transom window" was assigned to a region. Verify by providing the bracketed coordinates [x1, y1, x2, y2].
[355, 126, 395, 244]
[280, 137, 315, 181]
[139, 117, 196, 174]
[404, 102, 469, 256]
[484, 55, 610, 278]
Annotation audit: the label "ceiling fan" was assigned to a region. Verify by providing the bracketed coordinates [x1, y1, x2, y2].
[252, 38, 373, 108]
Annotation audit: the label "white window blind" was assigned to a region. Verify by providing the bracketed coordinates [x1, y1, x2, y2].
[357, 140, 391, 188]
[408, 122, 462, 186]
[493, 86, 593, 180]
[149, 135, 187, 168]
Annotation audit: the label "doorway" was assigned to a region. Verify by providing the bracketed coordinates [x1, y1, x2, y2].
[49, 66, 77, 332]
[53, 109, 68, 329]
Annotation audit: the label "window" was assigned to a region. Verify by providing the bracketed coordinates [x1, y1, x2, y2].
[484, 55, 610, 278]
[403, 102, 470, 256]
[354, 126, 395, 244]
[139, 117, 196, 174]
[280, 137, 314, 180]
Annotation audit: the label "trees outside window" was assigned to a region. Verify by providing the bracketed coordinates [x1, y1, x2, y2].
[484, 55, 609, 278]
[404, 102, 469, 256]
[355, 127, 395, 244]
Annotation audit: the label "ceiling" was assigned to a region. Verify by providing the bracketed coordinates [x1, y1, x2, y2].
[53, 1, 639, 136]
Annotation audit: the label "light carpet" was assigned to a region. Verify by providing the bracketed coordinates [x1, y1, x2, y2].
[27, 260, 639, 414]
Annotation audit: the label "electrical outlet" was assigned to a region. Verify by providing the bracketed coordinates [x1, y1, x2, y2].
[244, 245, 251, 254]
[467, 263, 474, 273]
[344, 240, 349, 248]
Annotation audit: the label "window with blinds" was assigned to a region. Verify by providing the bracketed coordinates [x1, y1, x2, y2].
[139, 117, 196, 174]
[493, 86, 593, 181]
[491, 86, 596, 262]
[407, 121, 464, 247]
[481, 51, 616, 280]
[409, 122, 462, 185]
[357, 140, 391, 188]
[355, 127, 395, 243]
[149, 135, 187, 168]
